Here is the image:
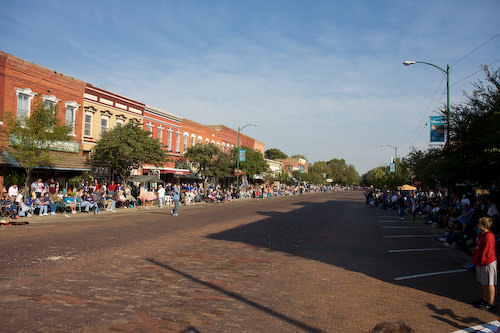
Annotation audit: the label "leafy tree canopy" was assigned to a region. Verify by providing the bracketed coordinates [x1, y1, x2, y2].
[90, 122, 167, 185]
[184, 143, 231, 182]
[233, 146, 269, 180]
[265, 148, 288, 160]
[401, 66, 500, 189]
[2, 99, 72, 194]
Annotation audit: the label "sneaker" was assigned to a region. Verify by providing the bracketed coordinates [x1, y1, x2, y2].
[439, 237, 446, 242]
[173, 213, 178, 216]
[478, 302, 496, 311]
[443, 242, 450, 247]
[50, 212, 56, 215]
[72, 211, 77, 214]
[43, 213, 49, 216]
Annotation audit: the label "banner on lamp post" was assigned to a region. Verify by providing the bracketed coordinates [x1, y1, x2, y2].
[239, 149, 246, 162]
[430, 116, 445, 143]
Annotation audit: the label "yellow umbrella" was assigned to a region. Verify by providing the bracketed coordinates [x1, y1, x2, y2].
[398, 184, 417, 191]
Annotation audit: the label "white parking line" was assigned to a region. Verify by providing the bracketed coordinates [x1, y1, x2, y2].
[389, 248, 448, 253]
[378, 220, 404, 222]
[394, 269, 468, 281]
[384, 234, 440, 238]
[450, 320, 499, 333]
[382, 226, 419, 229]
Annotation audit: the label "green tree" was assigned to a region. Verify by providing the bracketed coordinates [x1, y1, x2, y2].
[2, 99, 72, 196]
[232, 146, 269, 180]
[90, 122, 167, 185]
[403, 66, 500, 190]
[184, 143, 230, 185]
[265, 148, 288, 160]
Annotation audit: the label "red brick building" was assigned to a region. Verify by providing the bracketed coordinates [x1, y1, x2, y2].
[0, 51, 87, 193]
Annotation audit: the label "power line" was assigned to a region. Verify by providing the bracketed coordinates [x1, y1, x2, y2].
[451, 32, 500, 67]
[451, 57, 500, 88]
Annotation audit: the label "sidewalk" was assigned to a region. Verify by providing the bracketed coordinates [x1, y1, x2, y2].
[2, 201, 211, 225]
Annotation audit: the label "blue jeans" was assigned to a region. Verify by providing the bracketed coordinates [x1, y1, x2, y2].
[173, 199, 180, 214]
[399, 207, 405, 218]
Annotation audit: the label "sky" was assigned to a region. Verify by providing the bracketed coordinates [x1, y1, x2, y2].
[1, 0, 499, 174]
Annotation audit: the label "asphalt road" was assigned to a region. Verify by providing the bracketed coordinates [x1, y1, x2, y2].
[0, 191, 497, 332]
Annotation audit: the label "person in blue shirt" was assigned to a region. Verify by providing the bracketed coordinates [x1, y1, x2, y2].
[172, 184, 180, 216]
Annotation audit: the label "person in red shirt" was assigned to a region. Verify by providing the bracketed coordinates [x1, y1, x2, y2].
[473, 216, 497, 311]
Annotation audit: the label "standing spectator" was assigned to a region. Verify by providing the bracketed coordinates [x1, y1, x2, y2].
[47, 178, 59, 201]
[8, 184, 19, 201]
[157, 185, 165, 208]
[34, 178, 44, 198]
[172, 184, 180, 216]
[461, 194, 471, 209]
[472, 216, 497, 311]
[487, 198, 499, 219]
[397, 193, 406, 221]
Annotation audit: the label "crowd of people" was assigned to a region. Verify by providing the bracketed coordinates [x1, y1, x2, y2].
[1, 178, 341, 220]
[365, 187, 500, 313]
[366, 188, 499, 251]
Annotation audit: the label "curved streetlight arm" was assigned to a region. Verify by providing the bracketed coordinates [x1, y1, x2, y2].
[403, 59, 450, 145]
[381, 144, 397, 174]
[238, 123, 259, 132]
[403, 60, 447, 76]
[236, 123, 258, 195]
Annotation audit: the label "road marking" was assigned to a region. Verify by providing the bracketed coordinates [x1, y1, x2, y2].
[384, 234, 440, 238]
[382, 226, 418, 229]
[450, 320, 499, 332]
[394, 269, 468, 281]
[378, 220, 404, 222]
[389, 248, 447, 253]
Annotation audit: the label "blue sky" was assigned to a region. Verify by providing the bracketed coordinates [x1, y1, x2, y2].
[1, 0, 499, 174]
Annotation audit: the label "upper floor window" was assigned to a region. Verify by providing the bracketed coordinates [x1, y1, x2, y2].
[197, 136, 202, 145]
[146, 122, 154, 137]
[101, 116, 109, 136]
[65, 101, 80, 135]
[43, 95, 60, 111]
[157, 125, 164, 143]
[15, 88, 36, 121]
[183, 132, 189, 152]
[175, 131, 181, 153]
[84, 113, 92, 137]
[167, 128, 173, 151]
[191, 134, 196, 147]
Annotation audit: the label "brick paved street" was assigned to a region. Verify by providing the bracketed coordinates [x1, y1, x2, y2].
[0, 191, 498, 332]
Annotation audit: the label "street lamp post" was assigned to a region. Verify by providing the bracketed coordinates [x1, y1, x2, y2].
[236, 123, 258, 196]
[403, 60, 450, 145]
[381, 144, 397, 174]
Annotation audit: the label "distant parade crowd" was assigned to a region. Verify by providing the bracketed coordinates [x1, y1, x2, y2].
[1, 178, 347, 220]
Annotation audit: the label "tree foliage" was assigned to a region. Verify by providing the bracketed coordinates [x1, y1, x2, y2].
[2, 99, 72, 194]
[265, 148, 288, 160]
[303, 158, 361, 186]
[401, 66, 500, 189]
[184, 143, 231, 183]
[90, 122, 167, 185]
[232, 146, 269, 180]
